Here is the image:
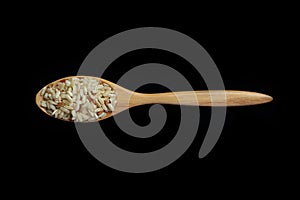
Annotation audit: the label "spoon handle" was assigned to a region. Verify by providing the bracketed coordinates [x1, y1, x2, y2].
[131, 90, 272, 106]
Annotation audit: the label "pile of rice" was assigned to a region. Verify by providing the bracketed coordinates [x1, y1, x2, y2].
[40, 77, 117, 122]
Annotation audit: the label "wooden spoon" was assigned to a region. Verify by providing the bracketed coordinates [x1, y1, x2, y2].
[35, 76, 273, 122]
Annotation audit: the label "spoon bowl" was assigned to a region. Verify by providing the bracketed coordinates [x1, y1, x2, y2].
[36, 76, 273, 122]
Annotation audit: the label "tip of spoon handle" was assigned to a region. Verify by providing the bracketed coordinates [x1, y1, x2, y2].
[224, 91, 273, 106]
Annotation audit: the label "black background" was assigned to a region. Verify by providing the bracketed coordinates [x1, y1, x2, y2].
[15, 13, 283, 193]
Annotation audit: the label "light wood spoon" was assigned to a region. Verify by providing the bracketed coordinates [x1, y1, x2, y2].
[36, 76, 273, 122]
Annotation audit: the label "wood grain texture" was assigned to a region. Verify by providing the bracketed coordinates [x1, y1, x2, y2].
[130, 90, 273, 107]
[36, 76, 273, 122]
